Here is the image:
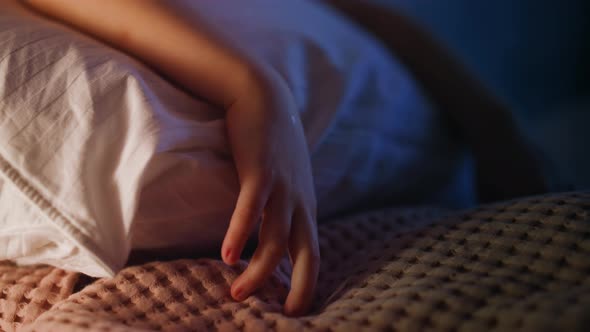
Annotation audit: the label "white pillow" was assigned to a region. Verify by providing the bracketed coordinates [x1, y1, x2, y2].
[0, 0, 474, 277]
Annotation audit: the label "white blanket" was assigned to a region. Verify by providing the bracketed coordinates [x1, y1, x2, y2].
[0, 0, 474, 277]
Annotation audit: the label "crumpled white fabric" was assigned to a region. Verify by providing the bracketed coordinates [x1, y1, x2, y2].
[0, 0, 475, 277]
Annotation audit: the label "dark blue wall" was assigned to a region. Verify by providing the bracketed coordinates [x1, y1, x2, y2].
[378, 0, 589, 112]
[376, 0, 590, 189]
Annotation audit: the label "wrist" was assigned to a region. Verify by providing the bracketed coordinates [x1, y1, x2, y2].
[231, 62, 294, 113]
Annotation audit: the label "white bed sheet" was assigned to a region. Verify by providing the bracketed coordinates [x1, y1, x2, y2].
[0, 0, 474, 277]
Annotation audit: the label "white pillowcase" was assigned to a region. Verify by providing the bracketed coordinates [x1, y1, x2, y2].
[0, 0, 474, 277]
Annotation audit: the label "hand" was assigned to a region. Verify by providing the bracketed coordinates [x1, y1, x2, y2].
[18, 0, 320, 312]
[221, 67, 320, 316]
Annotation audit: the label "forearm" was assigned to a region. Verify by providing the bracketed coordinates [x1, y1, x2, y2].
[23, 0, 261, 109]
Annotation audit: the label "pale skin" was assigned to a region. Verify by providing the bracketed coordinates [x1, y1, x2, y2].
[8, 0, 319, 316]
[3, 0, 546, 317]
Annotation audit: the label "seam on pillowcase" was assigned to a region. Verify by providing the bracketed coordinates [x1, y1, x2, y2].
[0, 152, 116, 276]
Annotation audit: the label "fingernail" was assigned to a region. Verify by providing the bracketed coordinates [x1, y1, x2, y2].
[233, 286, 245, 301]
[224, 248, 233, 261]
[283, 305, 301, 317]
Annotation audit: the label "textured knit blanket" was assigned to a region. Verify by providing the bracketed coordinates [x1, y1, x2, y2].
[1, 192, 589, 332]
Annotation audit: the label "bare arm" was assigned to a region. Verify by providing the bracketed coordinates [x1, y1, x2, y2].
[21, 0, 319, 316]
[22, 0, 260, 108]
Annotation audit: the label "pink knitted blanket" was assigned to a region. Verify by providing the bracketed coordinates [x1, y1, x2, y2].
[1, 192, 589, 331]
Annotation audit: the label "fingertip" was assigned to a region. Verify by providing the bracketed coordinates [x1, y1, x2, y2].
[222, 229, 247, 266]
[223, 191, 265, 266]
[232, 285, 246, 302]
[283, 211, 320, 318]
[222, 246, 238, 265]
[230, 278, 249, 302]
[283, 295, 309, 317]
[283, 278, 314, 317]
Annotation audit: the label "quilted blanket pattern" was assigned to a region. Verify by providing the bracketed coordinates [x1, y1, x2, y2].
[1, 192, 589, 331]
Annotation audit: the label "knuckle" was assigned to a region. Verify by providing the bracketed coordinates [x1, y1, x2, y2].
[271, 180, 291, 200]
[234, 207, 260, 225]
[242, 179, 270, 200]
[248, 190, 269, 209]
[251, 167, 274, 187]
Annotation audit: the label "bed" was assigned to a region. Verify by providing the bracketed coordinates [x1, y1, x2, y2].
[1, 2, 589, 331]
[1, 191, 589, 331]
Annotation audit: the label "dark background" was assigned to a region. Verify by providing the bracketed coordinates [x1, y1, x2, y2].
[376, 0, 590, 190]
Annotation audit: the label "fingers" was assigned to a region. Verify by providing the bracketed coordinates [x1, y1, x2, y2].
[222, 178, 269, 265]
[284, 207, 320, 317]
[231, 191, 292, 301]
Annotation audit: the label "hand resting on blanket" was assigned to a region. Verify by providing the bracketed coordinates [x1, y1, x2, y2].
[20, 0, 319, 317]
[7, 0, 546, 318]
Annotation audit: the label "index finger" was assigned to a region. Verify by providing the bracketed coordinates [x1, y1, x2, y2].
[222, 178, 269, 265]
